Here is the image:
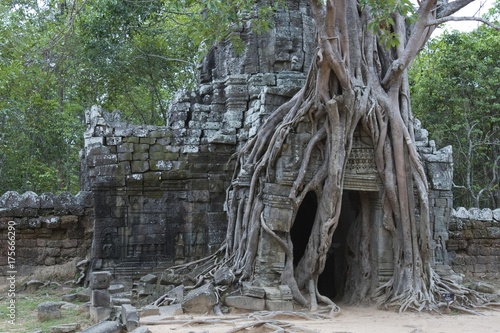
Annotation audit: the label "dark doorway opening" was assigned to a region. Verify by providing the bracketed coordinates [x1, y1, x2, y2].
[318, 190, 360, 300]
[290, 191, 317, 267]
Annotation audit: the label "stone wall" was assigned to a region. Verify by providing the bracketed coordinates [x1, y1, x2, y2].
[448, 207, 500, 278]
[81, 107, 233, 277]
[0, 191, 93, 278]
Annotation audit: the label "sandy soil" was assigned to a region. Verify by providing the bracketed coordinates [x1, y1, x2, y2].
[143, 304, 500, 333]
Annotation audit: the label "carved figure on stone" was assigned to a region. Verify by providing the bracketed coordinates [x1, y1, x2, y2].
[175, 232, 185, 264]
[192, 230, 206, 260]
[291, 55, 302, 71]
[102, 232, 115, 259]
[435, 235, 444, 265]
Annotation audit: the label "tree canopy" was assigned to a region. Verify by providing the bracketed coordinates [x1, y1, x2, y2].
[0, 0, 279, 194]
[410, 26, 500, 208]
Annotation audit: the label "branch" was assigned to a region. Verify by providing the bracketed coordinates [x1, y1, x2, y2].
[138, 51, 197, 66]
[437, 0, 479, 18]
[427, 16, 500, 30]
[382, 0, 438, 88]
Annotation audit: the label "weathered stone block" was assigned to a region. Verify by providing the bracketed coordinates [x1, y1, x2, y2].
[51, 323, 81, 333]
[38, 301, 63, 321]
[139, 137, 156, 145]
[108, 283, 125, 294]
[89, 306, 112, 323]
[158, 303, 183, 317]
[182, 283, 217, 314]
[265, 300, 294, 311]
[91, 289, 111, 307]
[133, 152, 149, 161]
[140, 273, 158, 284]
[149, 160, 173, 171]
[89, 271, 112, 290]
[117, 142, 134, 153]
[121, 304, 140, 331]
[131, 161, 149, 173]
[140, 305, 160, 317]
[89, 154, 118, 167]
[62, 239, 78, 248]
[225, 295, 266, 311]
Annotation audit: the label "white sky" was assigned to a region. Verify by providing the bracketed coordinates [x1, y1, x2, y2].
[436, 0, 495, 33]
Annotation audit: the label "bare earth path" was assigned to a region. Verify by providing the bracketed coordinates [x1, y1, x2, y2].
[144, 304, 500, 333]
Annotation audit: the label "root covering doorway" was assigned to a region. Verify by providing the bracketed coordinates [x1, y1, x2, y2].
[318, 190, 361, 301]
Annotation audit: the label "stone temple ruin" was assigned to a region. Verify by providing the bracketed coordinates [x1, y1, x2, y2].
[1, 0, 500, 313]
[81, 0, 455, 298]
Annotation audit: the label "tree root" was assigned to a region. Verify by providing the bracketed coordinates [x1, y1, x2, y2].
[142, 310, 332, 333]
[225, 320, 320, 333]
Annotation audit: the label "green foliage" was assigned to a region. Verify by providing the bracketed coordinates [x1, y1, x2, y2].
[0, 0, 281, 194]
[0, 1, 84, 194]
[360, 0, 416, 48]
[410, 27, 500, 208]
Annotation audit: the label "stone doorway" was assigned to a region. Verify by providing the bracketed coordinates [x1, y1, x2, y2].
[318, 191, 361, 301]
[290, 191, 317, 267]
[291, 190, 365, 301]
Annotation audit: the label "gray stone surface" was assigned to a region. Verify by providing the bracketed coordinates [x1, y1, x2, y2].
[108, 284, 125, 294]
[225, 295, 266, 311]
[90, 306, 112, 323]
[265, 300, 294, 311]
[140, 305, 160, 317]
[92, 289, 111, 307]
[139, 274, 158, 285]
[159, 303, 183, 316]
[121, 304, 140, 332]
[214, 266, 235, 285]
[90, 271, 112, 290]
[37, 301, 64, 322]
[49, 323, 81, 333]
[79, 320, 122, 333]
[182, 284, 218, 314]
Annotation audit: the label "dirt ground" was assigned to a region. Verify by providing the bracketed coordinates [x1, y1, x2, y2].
[143, 303, 500, 333]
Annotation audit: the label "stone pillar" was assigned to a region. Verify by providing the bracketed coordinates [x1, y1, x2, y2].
[370, 192, 393, 288]
[89, 271, 112, 323]
[254, 183, 294, 286]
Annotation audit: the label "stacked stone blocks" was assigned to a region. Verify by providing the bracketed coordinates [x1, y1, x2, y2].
[448, 207, 500, 277]
[0, 191, 93, 276]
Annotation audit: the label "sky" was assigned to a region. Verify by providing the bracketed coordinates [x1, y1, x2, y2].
[436, 0, 496, 33]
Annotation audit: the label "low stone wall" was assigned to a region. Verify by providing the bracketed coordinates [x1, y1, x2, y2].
[448, 207, 500, 278]
[0, 191, 93, 279]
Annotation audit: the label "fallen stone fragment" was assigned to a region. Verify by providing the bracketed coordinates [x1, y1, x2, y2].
[38, 301, 65, 322]
[61, 294, 78, 302]
[139, 274, 158, 285]
[108, 284, 125, 294]
[50, 323, 81, 333]
[140, 305, 160, 317]
[182, 283, 218, 314]
[122, 303, 140, 332]
[78, 320, 121, 333]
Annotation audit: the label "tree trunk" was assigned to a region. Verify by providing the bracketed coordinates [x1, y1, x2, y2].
[170, 0, 487, 312]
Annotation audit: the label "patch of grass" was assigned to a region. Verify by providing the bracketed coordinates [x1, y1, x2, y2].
[0, 285, 92, 333]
